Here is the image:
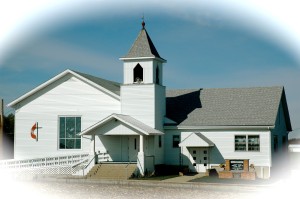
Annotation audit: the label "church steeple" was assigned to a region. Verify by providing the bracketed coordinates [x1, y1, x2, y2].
[120, 21, 166, 85]
[121, 21, 166, 62]
[120, 21, 166, 130]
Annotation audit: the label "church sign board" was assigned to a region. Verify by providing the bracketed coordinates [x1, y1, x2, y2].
[230, 160, 244, 171]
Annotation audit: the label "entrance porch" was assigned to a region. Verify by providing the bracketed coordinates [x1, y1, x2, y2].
[79, 114, 164, 176]
[179, 132, 214, 173]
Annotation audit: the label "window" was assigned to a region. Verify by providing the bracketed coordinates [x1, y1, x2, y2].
[134, 138, 137, 150]
[133, 64, 143, 83]
[248, 135, 260, 151]
[59, 117, 81, 149]
[235, 135, 260, 152]
[158, 135, 162, 148]
[274, 135, 278, 152]
[282, 136, 287, 152]
[173, 135, 180, 148]
[235, 135, 246, 151]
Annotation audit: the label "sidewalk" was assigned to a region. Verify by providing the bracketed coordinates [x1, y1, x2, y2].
[161, 173, 206, 183]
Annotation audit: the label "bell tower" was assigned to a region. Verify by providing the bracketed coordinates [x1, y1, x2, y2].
[120, 20, 166, 130]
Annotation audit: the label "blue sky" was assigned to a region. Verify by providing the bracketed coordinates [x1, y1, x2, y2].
[1, 0, 300, 137]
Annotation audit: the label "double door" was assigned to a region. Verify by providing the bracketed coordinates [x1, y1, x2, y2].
[121, 136, 139, 162]
[190, 147, 208, 172]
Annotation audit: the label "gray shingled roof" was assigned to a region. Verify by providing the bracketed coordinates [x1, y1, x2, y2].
[80, 113, 163, 136]
[179, 132, 215, 147]
[122, 27, 165, 60]
[73, 70, 121, 95]
[71, 69, 292, 130]
[166, 87, 292, 130]
[112, 114, 164, 135]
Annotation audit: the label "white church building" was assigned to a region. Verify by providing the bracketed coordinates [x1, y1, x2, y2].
[7, 22, 292, 179]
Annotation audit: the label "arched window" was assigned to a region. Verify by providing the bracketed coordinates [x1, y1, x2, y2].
[156, 65, 159, 84]
[133, 64, 143, 83]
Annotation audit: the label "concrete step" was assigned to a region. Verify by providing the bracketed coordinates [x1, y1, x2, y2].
[87, 163, 137, 180]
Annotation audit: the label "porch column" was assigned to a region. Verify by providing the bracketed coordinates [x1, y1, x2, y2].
[138, 135, 145, 176]
[91, 134, 97, 163]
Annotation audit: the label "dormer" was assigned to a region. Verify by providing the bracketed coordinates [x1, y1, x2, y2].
[120, 21, 166, 85]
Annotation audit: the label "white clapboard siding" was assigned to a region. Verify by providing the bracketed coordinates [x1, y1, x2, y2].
[164, 130, 271, 167]
[121, 84, 155, 128]
[123, 60, 163, 84]
[121, 84, 165, 130]
[14, 76, 120, 159]
[92, 120, 142, 135]
[164, 131, 181, 165]
[155, 85, 165, 131]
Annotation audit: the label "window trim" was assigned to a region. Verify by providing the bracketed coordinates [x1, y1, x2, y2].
[248, 135, 260, 152]
[235, 135, 247, 152]
[58, 115, 82, 150]
[234, 134, 260, 152]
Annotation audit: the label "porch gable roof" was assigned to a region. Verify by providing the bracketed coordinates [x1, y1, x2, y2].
[179, 132, 214, 147]
[80, 113, 164, 136]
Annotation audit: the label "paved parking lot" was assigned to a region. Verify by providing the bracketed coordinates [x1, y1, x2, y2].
[11, 180, 259, 199]
[1, 172, 293, 199]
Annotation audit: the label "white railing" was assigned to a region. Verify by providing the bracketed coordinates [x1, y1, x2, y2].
[97, 152, 110, 163]
[74, 152, 110, 176]
[0, 153, 89, 170]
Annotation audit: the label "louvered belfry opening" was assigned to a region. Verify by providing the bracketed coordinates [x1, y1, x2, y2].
[133, 64, 143, 83]
[156, 65, 159, 84]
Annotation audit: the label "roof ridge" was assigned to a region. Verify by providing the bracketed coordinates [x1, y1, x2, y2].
[167, 86, 284, 91]
[71, 70, 120, 85]
[200, 86, 284, 90]
[70, 70, 121, 96]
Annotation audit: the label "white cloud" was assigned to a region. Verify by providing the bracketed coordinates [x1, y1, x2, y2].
[2, 0, 300, 66]
[27, 40, 120, 72]
[1, 0, 300, 129]
[0, 1, 69, 65]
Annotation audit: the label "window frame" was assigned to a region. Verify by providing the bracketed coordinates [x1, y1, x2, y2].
[58, 116, 82, 150]
[248, 135, 260, 152]
[235, 135, 247, 151]
[234, 134, 260, 152]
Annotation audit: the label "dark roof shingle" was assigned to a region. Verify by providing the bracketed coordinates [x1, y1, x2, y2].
[73, 70, 121, 96]
[122, 28, 165, 60]
[166, 87, 291, 129]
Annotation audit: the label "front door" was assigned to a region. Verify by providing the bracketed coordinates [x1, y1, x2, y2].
[190, 148, 208, 172]
[128, 136, 139, 162]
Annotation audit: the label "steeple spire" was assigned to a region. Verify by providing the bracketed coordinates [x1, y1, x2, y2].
[120, 20, 166, 62]
[142, 15, 145, 29]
